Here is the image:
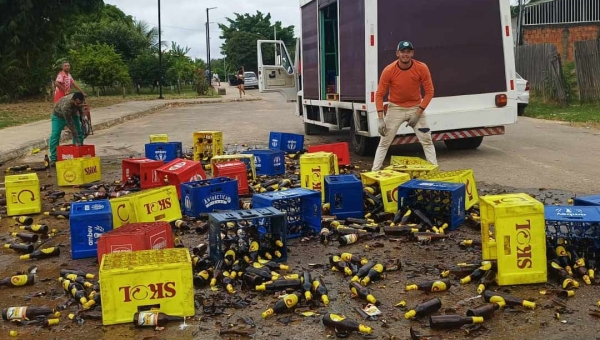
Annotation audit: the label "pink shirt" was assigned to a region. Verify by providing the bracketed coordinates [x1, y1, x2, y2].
[54, 71, 74, 103]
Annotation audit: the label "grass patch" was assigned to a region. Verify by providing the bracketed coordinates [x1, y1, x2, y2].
[524, 99, 600, 128]
[0, 86, 220, 130]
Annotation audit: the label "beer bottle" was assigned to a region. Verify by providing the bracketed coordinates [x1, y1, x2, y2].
[60, 269, 95, 280]
[133, 311, 184, 327]
[13, 216, 34, 226]
[482, 290, 536, 309]
[255, 279, 301, 292]
[466, 303, 502, 318]
[222, 271, 236, 294]
[173, 219, 191, 231]
[349, 281, 377, 304]
[270, 272, 299, 281]
[429, 315, 484, 330]
[338, 234, 360, 246]
[2, 306, 54, 320]
[361, 263, 386, 286]
[70, 286, 88, 305]
[432, 223, 449, 235]
[20, 246, 60, 260]
[20, 224, 49, 234]
[312, 278, 330, 305]
[393, 207, 412, 225]
[554, 245, 574, 276]
[319, 228, 332, 245]
[540, 289, 575, 299]
[340, 253, 368, 265]
[404, 298, 442, 319]
[10, 232, 39, 243]
[4, 243, 34, 254]
[413, 209, 434, 229]
[44, 211, 69, 219]
[242, 272, 264, 287]
[245, 266, 272, 281]
[256, 259, 289, 272]
[194, 270, 211, 288]
[63, 274, 93, 289]
[261, 293, 300, 319]
[569, 249, 591, 285]
[330, 256, 353, 276]
[0, 274, 35, 287]
[405, 279, 451, 292]
[350, 261, 376, 283]
[301, 272, 313, 301]
[83, 290, 101, 309]
[210, 261, 223, 288]
[477, 269, 497, 294]
[322, 313, 372, 334]
[383, 225, 420, 237]
[460, 261, 493, 284]
[336, 226, 369, 237]
[548, 260, 578, 289]
[412, 232, 449, 243]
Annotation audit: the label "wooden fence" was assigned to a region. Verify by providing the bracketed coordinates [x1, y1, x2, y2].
[574, 39, 600, 102]
[515, 44, 567, 105]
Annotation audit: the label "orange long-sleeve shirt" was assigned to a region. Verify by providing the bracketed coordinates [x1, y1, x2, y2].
[375, 59, 434, 112]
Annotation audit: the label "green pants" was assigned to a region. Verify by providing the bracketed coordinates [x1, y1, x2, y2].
[49, 113, 84, 162]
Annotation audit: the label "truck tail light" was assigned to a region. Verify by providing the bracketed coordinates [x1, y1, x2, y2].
[525, 81, 530, 91]
[495, 94, 507, 107]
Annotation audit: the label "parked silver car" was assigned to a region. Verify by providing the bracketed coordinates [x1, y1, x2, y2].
[516, 72, 530, 116]
[244, 71, 258, 89]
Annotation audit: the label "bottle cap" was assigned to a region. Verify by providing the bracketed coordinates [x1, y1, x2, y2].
[361, 277, 371, 286]
[19, 254, 29, 260]
[565, 290, 575, 298]
[440, 270, 450, 278]
[405, 284, 418, 291]
[350, 276, 360, 283]
[522, 300, 536, 309]
[321, 295, 330, 305]
[477, 284, 486, 295]
[472, 316, 484, 324]
[460, 276, 472, 284]
[255, 284, 266, 291]
[404, 310, 417, 319]
[226, 284, 235, 294]
[279, 264, 290, 271]
[367, 294, 377, 304]
[358, 324, 372, 334]
[583, 275, 591, 285]
[304, 291, 313, 301]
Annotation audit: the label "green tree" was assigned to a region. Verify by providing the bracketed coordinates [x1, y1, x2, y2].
[219, 11, 295, 73]
[69, 44, 131, 94]
[165, 42, 194, 94]
[130, 52, 162, 93]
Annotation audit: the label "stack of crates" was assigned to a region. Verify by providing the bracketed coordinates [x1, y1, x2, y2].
[121, 158, 164, 190]
[181, 177, 239, 217]
[269, 132, 304, 153]
[69, 200, 113, 259]
[3, 173, 42, 216]
[211, 154, 257, 182]
[324, 175, 364, 219]
[99, 248, 195, 325]
[208, 207, 287, 261]
[300, 151, 339, 202]
[419, 169, 479, 210]
[307, 142, 350, 166]
[193, 131, 223, 161]
[397, 179, 466, 230]
[479, 193, 547, 286]
[55, 145, 101, 187]
[252, 188, 321, 239]
[109, 185, 182, 228]
[241, 149, 285, 176]
[360, 170, 411, 213]
[144, 141, 183, 162]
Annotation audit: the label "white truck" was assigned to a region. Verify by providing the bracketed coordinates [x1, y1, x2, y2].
[257, 0, 518, 156]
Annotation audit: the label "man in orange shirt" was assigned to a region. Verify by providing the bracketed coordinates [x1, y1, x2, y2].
[54, 61, 86, 103]
[372, 41, 437, 170]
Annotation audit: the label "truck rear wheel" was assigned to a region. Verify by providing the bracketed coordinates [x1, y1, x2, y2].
[304, 122, 329, 135]
[350, 121, 378, 156]
[444, 137, 484, 150]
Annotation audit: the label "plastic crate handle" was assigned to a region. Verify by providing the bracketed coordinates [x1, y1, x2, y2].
[556, 216, 584, 220]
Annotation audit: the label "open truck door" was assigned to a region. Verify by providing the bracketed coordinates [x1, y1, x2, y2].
[257, 40, 298, 102]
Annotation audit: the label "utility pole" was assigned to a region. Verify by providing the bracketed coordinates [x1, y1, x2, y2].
[206, 7, 217, 83]
[158, 0, 164, 99]
[517, 0, 524, 46]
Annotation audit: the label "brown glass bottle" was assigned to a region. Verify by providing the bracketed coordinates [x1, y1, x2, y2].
[11, 232, 39, 243]
[255, 279, 301, 292]
[439, 263, 482, 278]
[301, 271, 313, 301]
[340, 253, 368, 265]
[60, 269, 95, 280]
[554, 245, 574, 276]
[0, 274, 35, 287]
[193, 270, 211, 287]
[361, 263, 386, 285]
[350, 261, 376, 282]
[256, 260, 289, 271]
[406, 279, 451, 292]
[312, 278, 330, 305]
[429, 315, 484, 329]
[4, 243, 34, 254]
[477, 269, 497, 294]
[20, 224, 49, 234]
[460, 261, 493, 284]
[19, 246, 60, 260]
[2, 306, 54, 320]
[261, 293, 300, 319]
[404, 298, 442, 319]
[349, 281, 377, 304]
[482, 290, 536, 309]
[133, 311, 184, 327]
[466, 303, 501, 318]
[13, 216, 34, 226]
[383, 225, 419, 237]
[322, 313, 372, 334]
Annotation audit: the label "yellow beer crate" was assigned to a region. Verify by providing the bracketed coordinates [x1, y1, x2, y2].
[99, 248, 195, 325]
[109, 185, 182, 228]
[4, 173, 42, 216]
[479, 193, 547, 286]
[210, 154, 257, 181]
[420, 169, 479, 210]
[384, 164, 439, 179]
[360, 170, 411, 213]
[149, 134, 169, 143]
[390, 156, 432, 165]
[56, 157, 102, 186]
[193, 131, 223, 161]
[300, 152, 339, 202]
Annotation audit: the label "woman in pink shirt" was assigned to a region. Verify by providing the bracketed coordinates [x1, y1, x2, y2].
[54, 61, 86, 103]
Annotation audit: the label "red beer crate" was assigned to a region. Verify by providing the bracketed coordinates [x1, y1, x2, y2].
[57, 144, 96, 161]
[213, 161, 249, 195]
[96, 221, 174, 263]
[156, 158, 207, 198]
[307, 142, 350, 166]
[122, 158, 164, 190]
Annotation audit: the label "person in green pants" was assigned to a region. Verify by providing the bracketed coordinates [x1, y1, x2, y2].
[49, 92, 86, 165]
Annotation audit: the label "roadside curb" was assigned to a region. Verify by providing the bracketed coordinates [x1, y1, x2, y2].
[0, 97, 262, 165]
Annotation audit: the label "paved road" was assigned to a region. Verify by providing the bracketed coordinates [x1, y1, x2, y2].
[21, 89, 600, 195]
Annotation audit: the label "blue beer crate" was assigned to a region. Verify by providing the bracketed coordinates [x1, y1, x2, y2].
[269, 132, 304, 153]
[574, 195, 600, 207]
[397, 179, 465, 231]
[252, 188, 321, 239]
[208, 207, 287, 262]
[145, 142, 183, 162]
[324, 175, 364, 219]
[181, 177, 239, 217]
[544, 205, 600, 242]
[241, 149, 285, 176]
[69, 200, 113, 260]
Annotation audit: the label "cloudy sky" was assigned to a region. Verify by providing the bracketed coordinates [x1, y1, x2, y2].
[105, 0, 300, 61]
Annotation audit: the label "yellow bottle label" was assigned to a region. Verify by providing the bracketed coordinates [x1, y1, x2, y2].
[137, 311, 158, 326]
[6, 307, 27, 320]
[340, 253, 353, 262]
[329, 314, 346, 322]
[350, 287, 358, 298]
[372, 264, 384, 273]
[575, 258, 585, 267]
[283, 294, 298, 309]
[550, 261, 561, 270]
[555, 246, 568, 257]
[431, 281, 448, 292]
[10, 275, 29, 286]
[261, 308, 274, 319]
[41, 247, 57, 254]
[275, 240, 284, 248]
[250, 241, 259, 252]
